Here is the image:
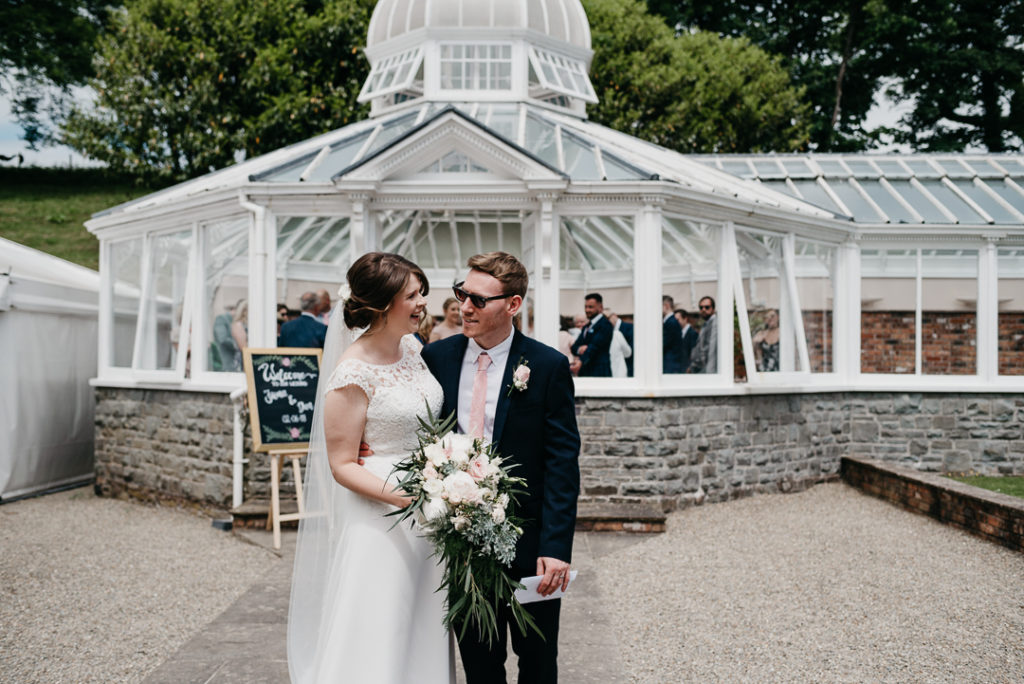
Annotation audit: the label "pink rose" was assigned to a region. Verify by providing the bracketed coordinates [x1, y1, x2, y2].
[289, 427, 300, 438]
[514, 365, 530, 384]
[282, 357, 291, 367]
[467, 456, 489, 482]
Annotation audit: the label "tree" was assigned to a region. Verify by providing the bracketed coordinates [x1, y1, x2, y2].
[0, 0, 118, 148]
[884, 0, 1024, 152]
[647, 0, 900, 151]
[584, 0, 811, 153]
[61, 0, 374, 183]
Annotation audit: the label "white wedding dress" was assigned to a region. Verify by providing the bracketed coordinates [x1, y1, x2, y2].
[288, 334, 453, 683]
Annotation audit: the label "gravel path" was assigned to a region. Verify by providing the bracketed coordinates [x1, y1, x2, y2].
[597, 482, 1024, 683]
[0, 488, 278, 683]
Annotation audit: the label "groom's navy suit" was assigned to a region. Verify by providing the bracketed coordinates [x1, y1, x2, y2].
[421, 328, 581, 684]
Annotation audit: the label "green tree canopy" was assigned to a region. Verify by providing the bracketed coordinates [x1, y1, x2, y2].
[61, 0, 374, 183]
[584, 0, 811, 154]
[0, 0, 118, 148]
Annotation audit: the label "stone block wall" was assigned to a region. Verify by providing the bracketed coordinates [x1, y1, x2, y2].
[94, 387, 297, 511]
[578, 392, 1024, 513]
[95, 387, 1024, 514]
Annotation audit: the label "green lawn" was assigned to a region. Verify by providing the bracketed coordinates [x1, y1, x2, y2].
[0, 167, 157, 271]
[948, 474, 1024, 500]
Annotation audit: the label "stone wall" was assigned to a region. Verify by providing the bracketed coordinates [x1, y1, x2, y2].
[94, 388, 297, 511]
[578, 392, 1024, 513]
[95, 387, 1024, 514]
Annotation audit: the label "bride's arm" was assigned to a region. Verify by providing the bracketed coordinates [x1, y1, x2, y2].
[322, 385, 411, 508]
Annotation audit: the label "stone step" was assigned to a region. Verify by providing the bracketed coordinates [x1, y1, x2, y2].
[230, 499, 299, 529]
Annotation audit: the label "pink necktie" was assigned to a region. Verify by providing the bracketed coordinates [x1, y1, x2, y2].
[468, 352, 491, 438]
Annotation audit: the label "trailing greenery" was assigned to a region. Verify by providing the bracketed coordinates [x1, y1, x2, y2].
[948, 475, 1024, 501]
[61, 0, 376, 184]
[0, 167, 155, 270]
[584, 0, 811, 154]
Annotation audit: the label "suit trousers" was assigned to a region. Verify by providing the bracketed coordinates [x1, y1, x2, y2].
[457, 596, 561, 684]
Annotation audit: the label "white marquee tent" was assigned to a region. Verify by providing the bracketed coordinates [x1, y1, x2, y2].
[0, 237, 98, 501]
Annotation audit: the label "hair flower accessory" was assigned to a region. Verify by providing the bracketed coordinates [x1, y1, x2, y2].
[507, 356, 530, 397]
[337, 282, 352, 306]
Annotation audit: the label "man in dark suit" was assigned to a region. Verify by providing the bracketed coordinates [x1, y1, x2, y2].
[277, 291, 327, 348]
[421, 252, 581, 684]
[675, 308, 699, 373]
[662, 295, 684, 373]
[570, 292, 613, 377]
[612, 312, 634, 377]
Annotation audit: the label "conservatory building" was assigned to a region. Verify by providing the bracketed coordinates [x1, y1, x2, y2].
[86, 0, 1024, 514]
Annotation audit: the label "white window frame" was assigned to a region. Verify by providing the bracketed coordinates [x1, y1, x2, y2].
[358, 47, 424, 102]
[527, 46, 597, 104]
[437, 42, 514, 92]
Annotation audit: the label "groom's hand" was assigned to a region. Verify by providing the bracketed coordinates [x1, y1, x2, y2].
[357, 441, 373, 466]
[536, 556, 571, 597]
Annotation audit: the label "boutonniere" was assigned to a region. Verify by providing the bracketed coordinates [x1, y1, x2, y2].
[506, 356, 530, 397]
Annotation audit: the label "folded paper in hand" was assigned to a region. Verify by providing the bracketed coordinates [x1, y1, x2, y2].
[514, 571, 578, 604]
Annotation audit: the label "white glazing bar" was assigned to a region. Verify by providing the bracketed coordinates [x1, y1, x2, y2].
[848, 177, 891, 223]
[726, 222, 758, 383]
[298, 145, 332, 182]
[554, 124, 565, 172]
[783, 234, 811, 373]
[915, 248, 922, 376]
[816, 177, 853, 217]
[978, 242, 998, 380]
[175, 226, 198, 379]
[635, 204, 662, 386]
[1002, 176, 1024, 200]
[878, 176, 926, 223]
[351, 125, 381, 164]
[909, 177, 959, 223]
[593, 145, 608, 180]
[974, 178, 1024, 221]
[130, 234, 152, 371]
[97, 240, 113, 374]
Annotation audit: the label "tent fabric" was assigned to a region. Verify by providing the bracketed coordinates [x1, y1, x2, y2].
[0, 238, 98, 501]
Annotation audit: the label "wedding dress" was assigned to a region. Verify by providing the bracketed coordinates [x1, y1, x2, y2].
[288, 333, 453, 683]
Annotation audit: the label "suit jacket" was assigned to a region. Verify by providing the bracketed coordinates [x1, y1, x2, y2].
[571, 314, 613, 377]
[277, 314, 327, 349]
[662, 315, 684, 373]
[421, 330, 581, 571]
[680, 324, 699, 373]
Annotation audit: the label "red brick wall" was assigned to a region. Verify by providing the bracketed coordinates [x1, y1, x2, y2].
[998, 312, 1024, 376]
[861, 311, 977, 375]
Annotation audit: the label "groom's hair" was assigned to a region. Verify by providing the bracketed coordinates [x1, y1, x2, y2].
[467, 252, 528, 298]
[344, 252, 429, 330]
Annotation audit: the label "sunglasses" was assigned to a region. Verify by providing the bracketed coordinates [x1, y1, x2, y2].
[453, 282, 514, 309]
[699, 304, 714, 311]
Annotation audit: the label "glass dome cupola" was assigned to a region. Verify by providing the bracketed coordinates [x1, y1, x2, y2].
[359, 0, 597, 116]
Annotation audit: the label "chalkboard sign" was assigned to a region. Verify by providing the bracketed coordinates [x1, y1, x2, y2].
[243, 348, 323, 453]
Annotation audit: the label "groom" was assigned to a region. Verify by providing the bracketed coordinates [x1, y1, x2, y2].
[422, 251, 581, 684]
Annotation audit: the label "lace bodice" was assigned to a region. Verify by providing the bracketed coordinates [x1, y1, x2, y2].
[324, 335, 443, 460]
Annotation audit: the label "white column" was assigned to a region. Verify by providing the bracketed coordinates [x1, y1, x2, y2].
[914, 248, 922, 376]
[240, 196, 275, 348]
[348, 193, 371, 262]
[97, 240, 113, 374]
[977, 239, 999, 380]
[533, 193, 560, 348]
[634, 200, 663, 386]
[835, 240, 861, 382]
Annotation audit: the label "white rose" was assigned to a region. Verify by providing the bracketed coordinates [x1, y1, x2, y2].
[496, 493, 509, 509]
[491, 506, 506, 523]
[443, 471, 482, 505]
[420, 496, 448, 522]
[452, 515, 470, 531]
[445, 433, 476, 465]
[422, 478, 444, 498]
[423, 441, 448, 468]
[422, 462, 439, 480]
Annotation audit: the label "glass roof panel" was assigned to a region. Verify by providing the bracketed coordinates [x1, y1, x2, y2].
[885, 180, 950, 223]
[752, 159, 785, 177]
[874, 160, 913, 178]
[989, 178, 1024, 208]
[304, 132, 373, 182]
[720, 160, 754, 177]
[974, 159, 1011, 176]
[859, 180, 918, 223]
[602, 151, 649, 180]
[815, 159, 849, 176]
[934, 158, 975, 178]
[362, 111, 422, 159]
[523, 114, 559, 168]
[902, 159, 942, 177]
[485, 107, 518, 141]
[829, 180, 885, 221]
[844, 159, 880, 177]
[562, 131, 601, 180]
[918, 180, 987, 223]
[779, 159, 815, 177]
[784, 180, 844, 215]
[956, 181, 1020, 223]
[998, 158, 1024, 174]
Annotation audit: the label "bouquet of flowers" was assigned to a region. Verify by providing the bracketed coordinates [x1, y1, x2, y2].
[389, 405, 540, 645]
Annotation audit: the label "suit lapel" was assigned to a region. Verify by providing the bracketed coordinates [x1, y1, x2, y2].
[492, 329, 524, 445]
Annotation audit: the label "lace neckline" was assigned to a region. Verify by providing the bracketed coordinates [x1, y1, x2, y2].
[340, 335, 413, 369]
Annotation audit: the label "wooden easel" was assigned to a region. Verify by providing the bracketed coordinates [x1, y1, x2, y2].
[266, 449, 307, 550]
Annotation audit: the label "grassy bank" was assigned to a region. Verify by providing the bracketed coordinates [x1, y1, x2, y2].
[0, 167, 156, 271]
[948, 474, 1024, 500]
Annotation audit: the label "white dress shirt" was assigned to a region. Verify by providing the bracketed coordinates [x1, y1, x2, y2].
[457, 328, 515, 441]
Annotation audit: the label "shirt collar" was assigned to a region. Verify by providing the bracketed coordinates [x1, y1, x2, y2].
[465, 328, 515, 365]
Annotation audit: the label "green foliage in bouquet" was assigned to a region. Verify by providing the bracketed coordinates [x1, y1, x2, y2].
[389, 403, 541, 646]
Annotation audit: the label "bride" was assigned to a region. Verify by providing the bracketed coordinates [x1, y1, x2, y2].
[287, 252, 453, 683]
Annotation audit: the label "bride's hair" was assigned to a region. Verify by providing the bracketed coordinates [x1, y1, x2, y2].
[343, 252, 429, 330]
